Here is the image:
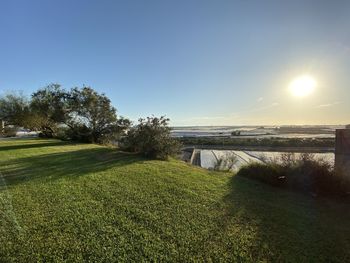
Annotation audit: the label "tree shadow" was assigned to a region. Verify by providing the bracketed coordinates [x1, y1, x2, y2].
[0, 139, 73, 151]
[218, 176, 350, 261]
[0, 147, 145, 188]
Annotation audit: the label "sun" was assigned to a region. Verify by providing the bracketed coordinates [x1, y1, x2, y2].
[288, 75, 317, 97]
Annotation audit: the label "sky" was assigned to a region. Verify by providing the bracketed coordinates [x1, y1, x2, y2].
[0, 0, 349, 126]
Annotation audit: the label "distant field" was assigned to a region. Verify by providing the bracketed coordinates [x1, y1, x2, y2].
[1, 139, 350, 262]
[179, 136, 335, 149]
[172, 125, 338, 138]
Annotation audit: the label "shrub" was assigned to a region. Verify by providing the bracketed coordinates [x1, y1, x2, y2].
[122, 116, 181, 160]
[237, 154, 350, 198]
[63, 125, 93, 143]
[54, 127, 71, 141]
[237, 163, 285, 187]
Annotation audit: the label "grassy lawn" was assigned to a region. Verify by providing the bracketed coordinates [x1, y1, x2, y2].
[1, 139, 350, 262]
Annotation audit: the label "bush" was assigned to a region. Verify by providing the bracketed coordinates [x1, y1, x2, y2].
[237, 154, 350, 198]
[237, 163, 285, 187]
[54, 127, 71, 141]
[37, 128, 55, 138]
[122, 116, 181, 160]
[62, 125, 93, 143]
[2, 126, 17, 137]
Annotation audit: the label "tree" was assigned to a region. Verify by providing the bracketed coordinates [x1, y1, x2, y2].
[1, 85, 129, 143]
[123, 116, 181, 160]
[0, 93, 30, 128]
[30, 84, 70, 137]
[68, 87, 128, 143]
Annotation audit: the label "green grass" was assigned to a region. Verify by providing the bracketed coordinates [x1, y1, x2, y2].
[1, 138, 350, 262]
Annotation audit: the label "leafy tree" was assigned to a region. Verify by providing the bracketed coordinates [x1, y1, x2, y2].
[0, 93, 30, 129]
[1, 84, 129, 143]
[68, 87, 128, 143]
[123, 116, 181, 160]
[30, 84, 70, 137]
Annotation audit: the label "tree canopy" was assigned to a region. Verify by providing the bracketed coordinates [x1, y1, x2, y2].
[67, 87, 116, 142]
[0, 93, 30, 127]
[0, 85, 130, 143]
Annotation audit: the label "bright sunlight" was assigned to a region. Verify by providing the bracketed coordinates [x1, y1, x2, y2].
[288, 75, 317, 97]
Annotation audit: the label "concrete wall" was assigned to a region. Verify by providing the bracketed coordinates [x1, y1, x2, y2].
[335, 129, 350, 174]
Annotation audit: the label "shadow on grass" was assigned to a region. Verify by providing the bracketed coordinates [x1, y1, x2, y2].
[0, 147, 145, 187]
[218, 176, 350, 261]
[0, 140, 73, 151]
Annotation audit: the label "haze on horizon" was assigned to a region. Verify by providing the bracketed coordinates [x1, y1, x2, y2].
[0, 0, 349, 126]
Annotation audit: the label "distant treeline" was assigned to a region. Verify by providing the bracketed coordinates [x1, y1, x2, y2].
[180, 136, 335, 148]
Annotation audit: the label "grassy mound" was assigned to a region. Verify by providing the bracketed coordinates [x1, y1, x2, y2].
[1, 139, 350, 262]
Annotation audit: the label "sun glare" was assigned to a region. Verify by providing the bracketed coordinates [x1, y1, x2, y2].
[288, 75, 317, 97]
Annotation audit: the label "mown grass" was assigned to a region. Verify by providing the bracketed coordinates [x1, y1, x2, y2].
[1, 138, 350, 262]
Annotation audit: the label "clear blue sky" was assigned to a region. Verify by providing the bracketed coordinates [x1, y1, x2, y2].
[1, 0, 349, 125]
